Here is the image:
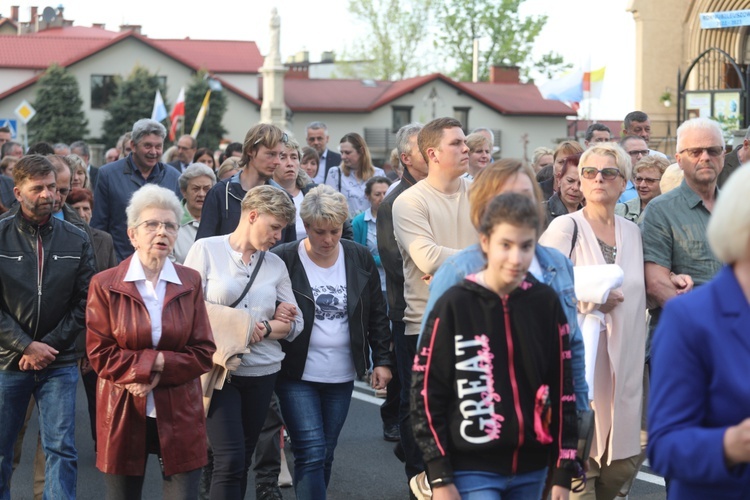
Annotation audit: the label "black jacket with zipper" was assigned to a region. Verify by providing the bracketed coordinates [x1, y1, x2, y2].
[0, 212, 96, 371]
[271, 239, 394, 379]
[411, 275, 578, 489]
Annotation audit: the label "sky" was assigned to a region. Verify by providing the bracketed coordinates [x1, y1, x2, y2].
[5, 0, 635, 119]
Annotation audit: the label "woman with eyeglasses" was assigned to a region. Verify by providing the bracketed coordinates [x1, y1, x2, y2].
[87, 184, 216, 498]
[545, 153, 584, 223]
[539, 143, 647, 499]
[615, 155, 670, 224]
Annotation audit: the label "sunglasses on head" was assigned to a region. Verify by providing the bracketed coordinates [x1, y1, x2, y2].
[678, 146, 723, 158]
[580, 167, 622, 180]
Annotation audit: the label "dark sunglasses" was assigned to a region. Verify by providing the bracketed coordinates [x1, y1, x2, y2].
[678, 146, 723, 158]
[580, 167, 622, 180]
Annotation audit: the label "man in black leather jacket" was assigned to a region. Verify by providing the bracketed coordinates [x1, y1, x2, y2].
[0, 155, 96, 499]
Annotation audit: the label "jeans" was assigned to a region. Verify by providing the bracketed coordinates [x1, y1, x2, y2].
[454, 468, 547, 500]
[205, 372, 278, 500]
[276, 378, 353, 500]
[393, 321, 424, 479]
[104, 418, 201, 500]
[0, 365, 78, 500]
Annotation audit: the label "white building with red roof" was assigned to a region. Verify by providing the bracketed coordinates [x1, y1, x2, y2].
[0, 6, 574, 163]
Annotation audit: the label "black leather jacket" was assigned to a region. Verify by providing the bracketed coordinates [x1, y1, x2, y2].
[0, 212, 96, 371]
[271, 239, 394, 379]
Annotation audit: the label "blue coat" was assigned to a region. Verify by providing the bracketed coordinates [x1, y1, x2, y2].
[648, 265, 750, 499]
[91, 154, 181, 261]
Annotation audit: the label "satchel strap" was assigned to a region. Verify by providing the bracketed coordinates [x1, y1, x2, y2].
[229, 251, 266, 308]
[569, 218, 578, 260]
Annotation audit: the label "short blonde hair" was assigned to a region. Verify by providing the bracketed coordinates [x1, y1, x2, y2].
[240, 123, 287, 168]
[659, 163, 683, 194]
[126, 184, 182, 229]
[216, 158, 240, 180]
[466, 133, 491, 153]
[299, 184, 349, 228]
[634, 155, 670, 177]
[707, 163, 750, 263]
[579, 142, 631, 180]
[241, 185, 296, 226]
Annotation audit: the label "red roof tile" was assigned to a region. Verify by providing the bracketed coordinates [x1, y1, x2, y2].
[274, 73, 575, 116]
[150, 39, 263, 74]
[0, 33, 113, 68]
[26, 26, 121, 39]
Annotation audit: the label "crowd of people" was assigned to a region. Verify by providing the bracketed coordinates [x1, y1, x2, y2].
[0, 108, 749, 500]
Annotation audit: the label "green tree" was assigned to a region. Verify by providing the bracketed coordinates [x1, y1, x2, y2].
[436, 0, 568, 82]
[101, 65, 167, 147]
[343, 0, 437, 80]
[30, 64, 88, 144]
[183, 70, 227, 150]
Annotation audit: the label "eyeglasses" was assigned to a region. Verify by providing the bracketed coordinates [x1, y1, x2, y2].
[253, 132, 289, 146]
[136, 219, 179, 235]
[627, 149, 650, 157]
[580, 167, 622, 180]
[678, 146, 724, 158]
[634, 176, 660, 185]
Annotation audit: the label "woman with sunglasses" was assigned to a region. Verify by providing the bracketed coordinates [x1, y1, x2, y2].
[539, 143, 646, 499]
[545, 153, 584, 223]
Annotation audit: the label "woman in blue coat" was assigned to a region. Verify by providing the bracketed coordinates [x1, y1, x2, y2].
[648, 164, 750, 499]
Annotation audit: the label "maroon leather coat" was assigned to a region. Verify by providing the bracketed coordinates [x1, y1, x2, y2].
[86, 256, 215, 476]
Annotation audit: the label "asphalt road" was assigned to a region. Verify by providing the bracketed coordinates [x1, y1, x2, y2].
[11, 379, 667, 499]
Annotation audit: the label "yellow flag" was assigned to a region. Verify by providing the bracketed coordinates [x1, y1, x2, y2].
[190, 90, 211, 139]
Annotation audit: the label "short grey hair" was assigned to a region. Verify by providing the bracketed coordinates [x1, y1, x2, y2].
[126, 184, 182, 229]
[284, 137, 302, 159]
[675, 117, 725, 153]
[64, 154, 87, 175]
[241, 185, 296, 226]
[708, 163, 750, 263]
[179, 163, 216, 192]
[470, 127, 495, 144]
[396, 123, 423, 168]
[131, 118, 167, 145]
[70, 140, 90, 158]
[299, 184, 349, 228]
[306, 121, 328, 132]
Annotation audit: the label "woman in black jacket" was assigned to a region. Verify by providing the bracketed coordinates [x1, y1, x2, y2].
[271, 184, 393, 500]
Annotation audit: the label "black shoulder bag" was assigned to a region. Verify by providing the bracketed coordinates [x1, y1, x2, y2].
[229, 251, 266, 308]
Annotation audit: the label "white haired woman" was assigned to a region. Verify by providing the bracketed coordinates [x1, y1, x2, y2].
[539, 143, 646, 499]
[86, 184, 216, 499]
[184, 185, 303, 500]
[648, 164, 750, 499]
[271, 185, 393, 500]
[173, 163, 216, 264]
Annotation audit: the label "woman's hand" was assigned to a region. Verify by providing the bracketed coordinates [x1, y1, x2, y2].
[123, 372, 161, 398]
[551, 486, 570, 500]
[431, 483, 461, 500]
[274, 302, 298, 324]
[249, 323, 265, 344]
[599, 290, 624, 314]
[371, 366, 392, 390]
[723, 418, 750, 467]
[152, 351, 165, 372]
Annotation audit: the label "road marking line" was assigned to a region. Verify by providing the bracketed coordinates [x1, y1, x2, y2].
[352, 390, 384, 406]
[636, 471, 665, 486]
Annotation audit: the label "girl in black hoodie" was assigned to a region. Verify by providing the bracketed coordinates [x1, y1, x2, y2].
[411, 193, 578, 500]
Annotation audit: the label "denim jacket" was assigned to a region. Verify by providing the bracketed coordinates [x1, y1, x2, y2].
[421, 243, 589, 411]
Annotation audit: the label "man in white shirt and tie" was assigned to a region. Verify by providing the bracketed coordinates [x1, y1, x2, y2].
[305, 121, 342, 185]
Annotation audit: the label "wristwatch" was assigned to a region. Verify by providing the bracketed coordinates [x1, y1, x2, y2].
[262, 320, 272, 338]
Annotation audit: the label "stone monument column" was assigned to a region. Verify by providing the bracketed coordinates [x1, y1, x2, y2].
[260, 8, 288, 128]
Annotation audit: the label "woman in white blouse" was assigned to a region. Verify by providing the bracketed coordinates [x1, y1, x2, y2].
[184, 185, 303, 500]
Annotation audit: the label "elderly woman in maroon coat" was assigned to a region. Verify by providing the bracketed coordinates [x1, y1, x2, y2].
[87, 185, 215, 499]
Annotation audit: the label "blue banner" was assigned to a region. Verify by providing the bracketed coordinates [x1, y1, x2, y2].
[700, 10, 750, 29]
